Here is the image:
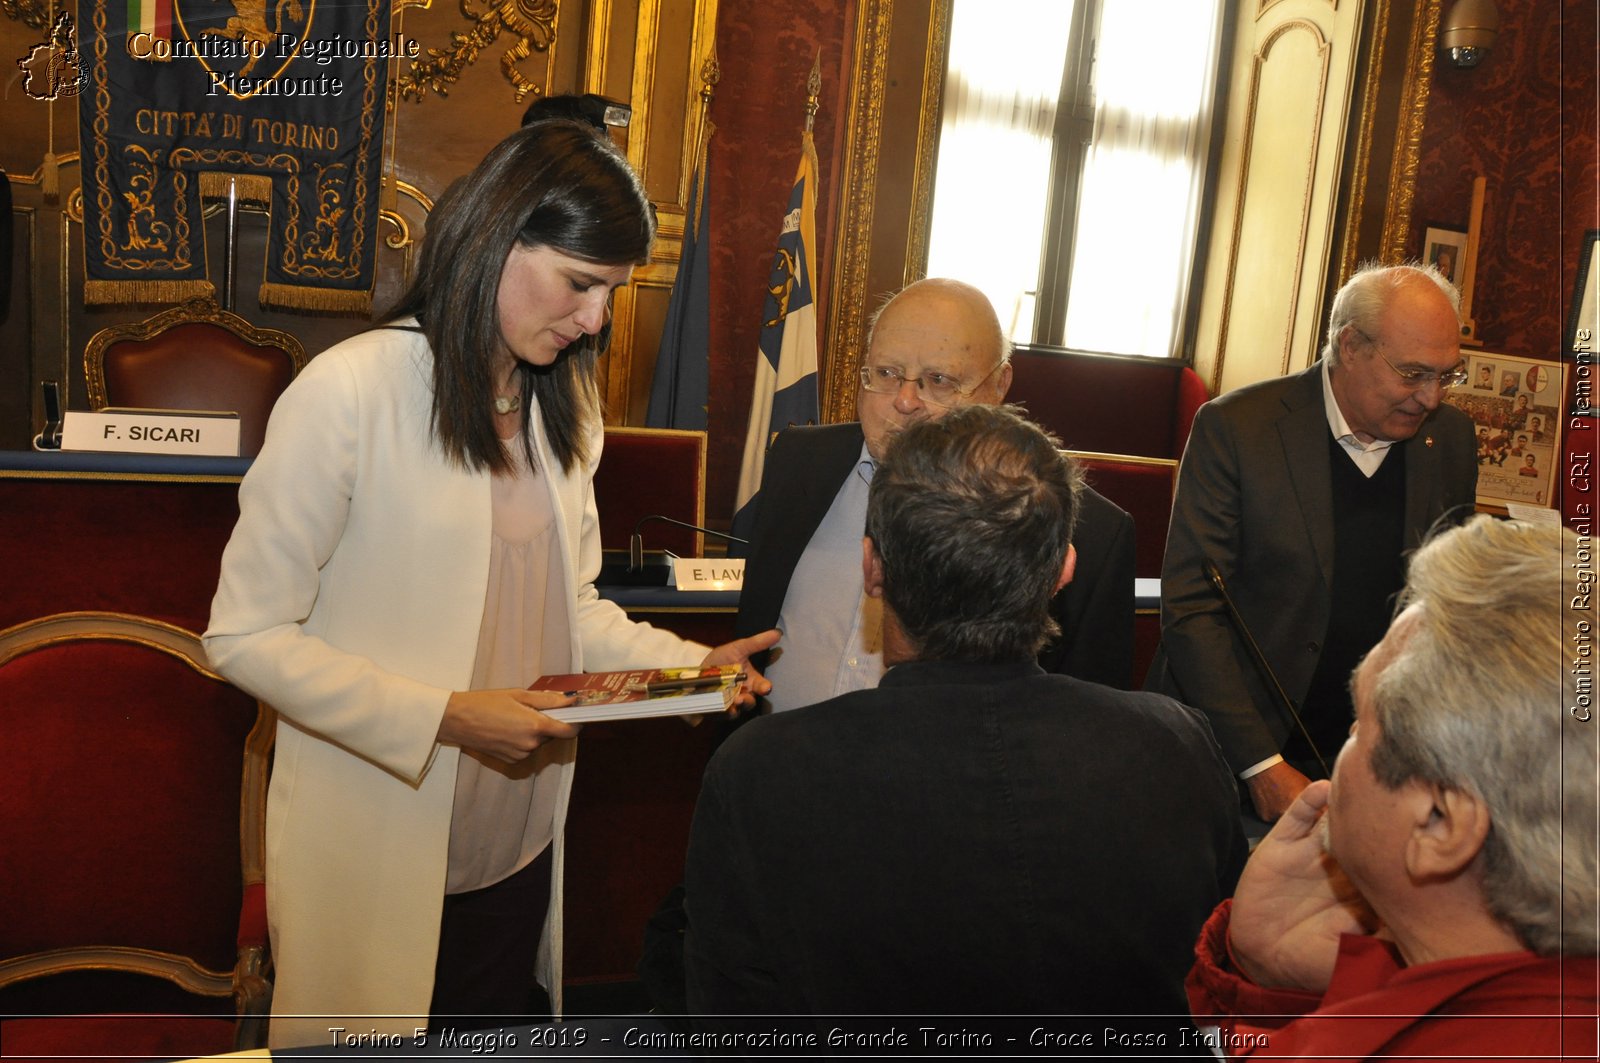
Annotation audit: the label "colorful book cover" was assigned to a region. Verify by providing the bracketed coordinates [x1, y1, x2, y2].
[530, 664, 743, 723]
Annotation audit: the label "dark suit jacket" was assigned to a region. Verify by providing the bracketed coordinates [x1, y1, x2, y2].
[683, 658, 1246, 1019]
[1147, 364, 1477, 772]
[734, 422, 1138, 687]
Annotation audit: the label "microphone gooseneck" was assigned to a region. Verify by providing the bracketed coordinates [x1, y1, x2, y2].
[628, 515, 749, 572]
[1202, 558, 1330, 778]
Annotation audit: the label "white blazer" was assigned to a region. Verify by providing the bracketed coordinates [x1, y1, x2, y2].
[205, 325, 704, 1048]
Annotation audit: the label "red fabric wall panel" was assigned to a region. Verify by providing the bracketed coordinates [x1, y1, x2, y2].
[1411, 0, 1597, 522]
[1412, 0, 1587, 358]
[705, 0, 854, 526]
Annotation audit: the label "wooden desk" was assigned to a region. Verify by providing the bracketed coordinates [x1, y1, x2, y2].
[1, 451, 731, 988]
[0, 452, 246, 634]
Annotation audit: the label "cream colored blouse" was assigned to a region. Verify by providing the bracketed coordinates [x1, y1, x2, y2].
[445, 443, 575, 894]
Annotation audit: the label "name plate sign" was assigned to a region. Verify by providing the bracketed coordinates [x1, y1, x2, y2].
[671, 558, 745, 592]
[61, 409, 242, 457]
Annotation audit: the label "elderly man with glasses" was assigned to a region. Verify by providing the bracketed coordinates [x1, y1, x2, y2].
[688, 405, 1244, 1024]
[1148, 263, 1477, 824]
[732, 277, 1137, 710]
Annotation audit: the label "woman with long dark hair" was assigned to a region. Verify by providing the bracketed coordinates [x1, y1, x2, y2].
[206, 122, 775, 1048]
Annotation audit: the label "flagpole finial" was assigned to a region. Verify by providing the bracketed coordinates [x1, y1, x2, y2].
[805, 50, 822, 132]
[699, 43, 721, 105]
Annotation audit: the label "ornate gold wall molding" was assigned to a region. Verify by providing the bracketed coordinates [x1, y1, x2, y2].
[1377, 0, 1439, 263]
[1334, 0, 1440, 283]
[396, 0, 557, 102]
[582, 0, 614, 94]
[4, 151, 79, 187]
[625, 0, 662, 189]
[379, 179, 434, 284]
[902, 0, 948, 289]
[1257, 0, 1338, 18]
[392, 179, 435, 214]
[823, 0, 895, 424]
[1339, 0, 1392, 282]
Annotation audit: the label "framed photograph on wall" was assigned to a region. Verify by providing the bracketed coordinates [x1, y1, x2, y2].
[1423, 224, 1469, 286]
[1444, 351, 1567, 511]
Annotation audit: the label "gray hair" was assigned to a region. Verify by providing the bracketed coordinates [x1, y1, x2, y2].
[1322, 262, 1462, 366]
[865, 404, 1081, 662]
[1369, 515, 1596, 955]
[864, 278, 1013, 367]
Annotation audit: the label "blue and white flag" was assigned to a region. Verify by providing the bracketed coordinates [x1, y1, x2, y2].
[646, 128, 712, 430]
[732, 129, 820, 530]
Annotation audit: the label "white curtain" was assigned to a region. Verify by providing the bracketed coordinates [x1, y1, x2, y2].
[925, 0, 1074, 343]
[1060, 0, 1225, 357]
[925, 0, 1224, 358]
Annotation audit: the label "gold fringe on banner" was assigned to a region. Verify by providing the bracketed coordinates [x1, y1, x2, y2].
[84, 278, 215, 305]
[259, 282, 374, 314]
[198, 171, 275, 205]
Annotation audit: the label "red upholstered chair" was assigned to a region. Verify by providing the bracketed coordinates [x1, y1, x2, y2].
[84, 298, 307, 458]
[593, 427, 709, 558]
[1066, 450, 1181, 579]
[1007, 346, 1211, 459]
[1171, 364, 1210, 458]
[1067, 451, 1180, 688]
[1004, 349, 1210, 686]
[1068, 451, 1184, 688]
[0, 612, 273, 1059]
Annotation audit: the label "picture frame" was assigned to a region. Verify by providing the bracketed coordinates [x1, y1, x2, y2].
[1423, 224, 1469, 287]
[1444, 351, 1567, 511]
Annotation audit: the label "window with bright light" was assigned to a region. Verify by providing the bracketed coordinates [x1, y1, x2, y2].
[925, 0, 1226, 358]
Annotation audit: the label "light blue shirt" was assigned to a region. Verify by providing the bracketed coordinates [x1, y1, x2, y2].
[764, 445, 882, 712]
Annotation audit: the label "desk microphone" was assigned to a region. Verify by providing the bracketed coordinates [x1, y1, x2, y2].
[629, 515, 748, 572]
[33, 380, 62, 451]
[1201, 558, 1329, 777]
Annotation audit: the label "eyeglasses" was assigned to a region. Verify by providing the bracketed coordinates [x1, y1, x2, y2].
[1354, 331, 1469, 390]
[858, 361, 1004, 408]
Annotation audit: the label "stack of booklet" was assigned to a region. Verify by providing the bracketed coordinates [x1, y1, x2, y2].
[530, 664, 746, 723]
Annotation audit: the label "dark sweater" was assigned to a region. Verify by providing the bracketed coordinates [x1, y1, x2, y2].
[685, 658, 1246, 1024]
[1288, 436, 1407, 766]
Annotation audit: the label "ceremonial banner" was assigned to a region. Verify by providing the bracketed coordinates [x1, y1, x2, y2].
[731, 128, 820, 533]
[646, 128, 712, 432]
[76, 0, 402, 309]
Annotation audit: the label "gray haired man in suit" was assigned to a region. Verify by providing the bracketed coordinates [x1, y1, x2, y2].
[1149, 263, 1477, 822]
[734, 278, 1137, 699]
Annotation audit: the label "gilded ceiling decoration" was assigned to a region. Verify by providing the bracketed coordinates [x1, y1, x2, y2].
[396, 0, 557, 102]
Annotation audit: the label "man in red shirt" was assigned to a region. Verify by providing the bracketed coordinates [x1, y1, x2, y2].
[1188, 515, 1597, 1060]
